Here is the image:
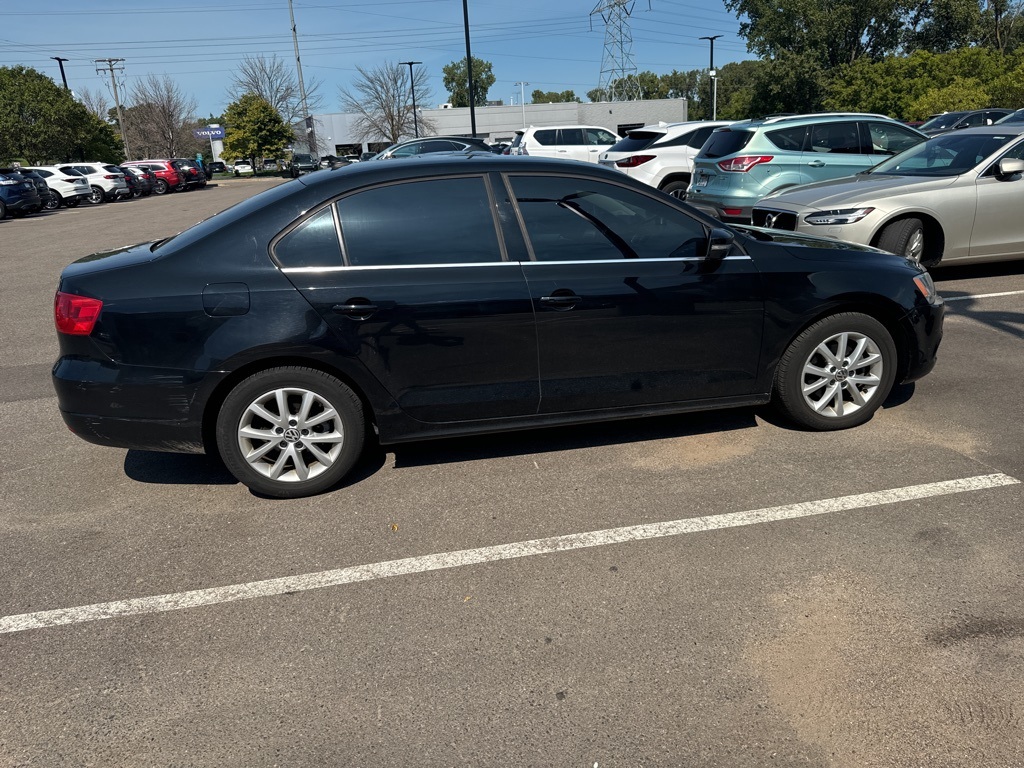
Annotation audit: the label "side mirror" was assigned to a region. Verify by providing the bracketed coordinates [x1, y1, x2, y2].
[706, 228, 735, 259]
[997, 157, 1024, 178]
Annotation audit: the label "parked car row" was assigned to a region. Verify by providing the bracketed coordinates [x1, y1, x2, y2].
[0, 158, 210, 220]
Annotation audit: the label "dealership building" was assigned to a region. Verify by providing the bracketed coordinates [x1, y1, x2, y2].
[306, 98, 690, 156]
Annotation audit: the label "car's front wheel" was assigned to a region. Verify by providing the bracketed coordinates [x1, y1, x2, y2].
[87, 185, 106, 205]
[773, 313, 897, 431]
[215, 367, 366, 498]
[877, 217, 928, 266]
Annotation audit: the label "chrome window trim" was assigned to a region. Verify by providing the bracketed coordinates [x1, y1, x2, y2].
[279, 255, 751, 274]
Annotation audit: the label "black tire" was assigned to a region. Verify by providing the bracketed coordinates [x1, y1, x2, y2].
[87, 185, 106, 205]
[44, 193, 63, 211]
[215, 367, 366, 498]
[65, 198, 80, 208]
[153, 179, 169, 195]
[131, 188, 142, 199]
[661, 179, 690, 200]
[877, 217, 929, 266]
[0, 200, 7, 219]
[773, 312, 897, 431]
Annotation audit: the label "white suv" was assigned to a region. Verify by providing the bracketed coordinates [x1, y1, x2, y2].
[509, 125, 619, 164]
[57, 162, 130, 204]
[598, 120, 733, 198]
[22, 166, 91, 209]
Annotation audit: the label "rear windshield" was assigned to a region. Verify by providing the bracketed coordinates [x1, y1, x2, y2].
[607, 131, 662, 153]
[699, 129, 754, 158]
[510, 133, 524, 148]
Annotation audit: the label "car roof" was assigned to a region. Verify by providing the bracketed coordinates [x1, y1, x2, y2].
[731, 112, 899, 128]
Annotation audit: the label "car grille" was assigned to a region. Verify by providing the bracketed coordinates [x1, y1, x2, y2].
[752, 208, 797, 231]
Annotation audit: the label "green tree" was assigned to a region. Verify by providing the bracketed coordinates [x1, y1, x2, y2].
[907, 76, 991, 116]
[530, 89, 581, 103]
[907, 0, 982, 52]
[0, 65, 118, 163]
[221, 94, 293, 170]
[442, 57, 496, 107]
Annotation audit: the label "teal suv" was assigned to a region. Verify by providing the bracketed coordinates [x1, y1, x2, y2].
[687, 113, 927, 223]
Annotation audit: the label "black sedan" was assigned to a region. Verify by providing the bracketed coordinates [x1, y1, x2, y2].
[53, 156, 944, 498]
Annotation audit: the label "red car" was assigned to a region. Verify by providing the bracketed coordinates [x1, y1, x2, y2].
[121, 160, 182, 195]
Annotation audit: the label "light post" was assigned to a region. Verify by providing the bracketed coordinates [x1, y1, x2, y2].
[699, 34, 722, 120]
[399, 61, 422, 138]
[514, 81, 529, 128]
[51, 56, 69, 89]
[462, 0, 477, 137]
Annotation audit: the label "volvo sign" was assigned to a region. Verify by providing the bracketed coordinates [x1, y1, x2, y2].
[192, 126, 225, 140]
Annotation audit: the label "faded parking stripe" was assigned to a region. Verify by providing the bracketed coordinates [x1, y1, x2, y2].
[1, 473, 1018, 635]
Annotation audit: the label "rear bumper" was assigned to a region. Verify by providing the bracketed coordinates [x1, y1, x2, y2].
[5, 194, 43, 211]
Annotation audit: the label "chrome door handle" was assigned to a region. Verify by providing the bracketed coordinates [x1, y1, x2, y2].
[807, 160, 826, 167]
[333, 302, 379, 319]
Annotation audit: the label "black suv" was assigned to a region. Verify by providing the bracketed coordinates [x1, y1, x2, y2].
[0, 167, 43, 218]
[53, 155, 943, 498]
[291, 153, 319, 174]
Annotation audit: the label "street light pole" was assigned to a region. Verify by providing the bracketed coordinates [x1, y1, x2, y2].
[399, 61, 422, 138]
[462, 0, 477, 137]
[699, 34, 722, 120]
[51, 57, 69, 90]
[514, 81, 529, 128]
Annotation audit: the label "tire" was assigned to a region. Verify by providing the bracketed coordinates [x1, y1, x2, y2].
[153, 179, 169, 195]
[661, 180, 690, 200]
[87, 185, 106, 205]
[131, 188, 142, 199]
[65, 198, 80, 208]
[773, 313, 897, 431]
[877, 217, 929, 266]
[44, 193, 63, 211]
[215, 367, 366, 498]
[0, 200, 7, 220]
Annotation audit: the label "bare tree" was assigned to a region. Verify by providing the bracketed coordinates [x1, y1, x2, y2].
[227, 54, 323, 125]
[77, 86, 109, 121]
[339, 62, 434, 144]
[123, 74, 201, 158]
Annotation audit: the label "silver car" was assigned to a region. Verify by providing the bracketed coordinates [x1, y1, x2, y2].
[751, 125, 1024, 267]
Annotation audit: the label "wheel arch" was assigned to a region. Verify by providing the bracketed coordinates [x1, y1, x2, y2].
[658, 171, 692, 189]
[200, 355, 382, 455]
[870, 212, 945, 264]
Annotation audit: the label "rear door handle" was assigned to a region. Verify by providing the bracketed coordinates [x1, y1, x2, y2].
[540, 294, 581, 311]
[333, 301, 379, 319]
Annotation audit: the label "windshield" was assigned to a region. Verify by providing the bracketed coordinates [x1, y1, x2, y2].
[869, 132, 1017, 177]
[996, 109, 1024, 124]
[918, 112, 968, 132]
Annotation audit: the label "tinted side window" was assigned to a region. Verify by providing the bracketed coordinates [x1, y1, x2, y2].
[587, 128, 617, 145]
[686, 126, 716, 148]
[765, 126, 806, 151]
[34, 169, 53, 177]
[274, 206, 343, 269]
[337, 177, 502, 267]
[559, 128, 585, 145]
[808, 122, 863, 153]
[865, 122, 923, 155]
[509, 175, 707, 262]
[961, 112, 986, 128]
[533, 130, 557, 145]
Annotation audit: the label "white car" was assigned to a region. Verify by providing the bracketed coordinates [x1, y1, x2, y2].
[598, 120, 733, 199]
[508, 125, 619, 163]
[233, 161, 254, 174]
[56, 162, 130, 204]
[21, 165, 90, 209]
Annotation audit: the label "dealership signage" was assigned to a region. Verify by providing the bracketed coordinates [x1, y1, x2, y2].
[192, 126, 225, 140]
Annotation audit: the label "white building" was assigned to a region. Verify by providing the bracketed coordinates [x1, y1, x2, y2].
[308, 98, 689, 156]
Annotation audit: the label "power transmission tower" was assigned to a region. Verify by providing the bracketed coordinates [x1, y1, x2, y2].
[95, 58, 130, 159]
[590, 0, 648, 101]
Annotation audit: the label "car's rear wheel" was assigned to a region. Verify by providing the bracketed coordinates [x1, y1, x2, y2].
[215, 367, 365, 498]
[87, 185, 105, 205]
[877, 217, 927, 266]
[773, 313, 897, 431]
[153, 179, 169, 195]
[44, 192, 63, 210]
[0, 200, 7, 219]
[661, 180, 690, 200]
[65, 198, 80, 208]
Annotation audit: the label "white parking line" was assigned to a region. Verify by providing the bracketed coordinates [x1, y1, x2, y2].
[1, 473, 1017, 635]
[944, 290, 1024, 303]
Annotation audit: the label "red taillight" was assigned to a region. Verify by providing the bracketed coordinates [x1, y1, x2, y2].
[103, 174, 118, 179]
[55, 291, 103, 335]
[61, 177, 79, 183]
[615, 154, 655, 168]
[717, 155, 774, 173]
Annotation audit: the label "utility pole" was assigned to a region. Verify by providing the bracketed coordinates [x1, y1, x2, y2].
[399, 61, 422, 138]
[288, 0, 316, 156]
[462, 0, 477, 137]
[514, 81, 529, 128]
[699, 35, 722, 120]
[51, 57, 69, 90]
[95, 58, 130, 159]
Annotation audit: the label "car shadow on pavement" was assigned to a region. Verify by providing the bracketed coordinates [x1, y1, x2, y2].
[123, 450, 236, 485]
[391, 408, 759, 470]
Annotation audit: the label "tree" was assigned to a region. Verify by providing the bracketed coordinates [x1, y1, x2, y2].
[442, 57, 496, 107]
[222, 94, 294, 167]
[339, 62, 435, 144]
[0, 65, 118, 163]
[531, 89, 581, 103]
[226, 54, 323, 125]
[906, 0, 982, 52]
[78, 86, 109, 121]
[123, 74, 201, 159]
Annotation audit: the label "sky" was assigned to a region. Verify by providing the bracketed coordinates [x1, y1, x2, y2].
[0, 0, 751, 121]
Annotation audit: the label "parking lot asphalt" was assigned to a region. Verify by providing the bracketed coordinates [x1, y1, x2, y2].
[2, 182, 1023, 767]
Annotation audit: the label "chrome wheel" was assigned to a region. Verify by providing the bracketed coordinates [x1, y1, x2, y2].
[799, 331, 884, 418]
[906, 228, 924, 264]
[87, 185, 105, 204]
[236, 386, 345, 483]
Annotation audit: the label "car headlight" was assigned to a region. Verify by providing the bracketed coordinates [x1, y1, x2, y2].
[913, 271, 939, 304]
[803, 207, 875, 226]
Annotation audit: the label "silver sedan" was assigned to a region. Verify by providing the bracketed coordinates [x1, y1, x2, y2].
[750, 125, 1024, 268]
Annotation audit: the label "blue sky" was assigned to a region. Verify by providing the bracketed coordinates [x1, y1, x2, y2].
[0, 0, 750, 119]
